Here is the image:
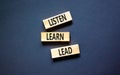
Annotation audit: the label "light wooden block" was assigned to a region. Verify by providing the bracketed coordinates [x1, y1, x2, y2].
[41, 32, 70, 42]
[51, 44, 80, 59]
[43, 11, 72, 29]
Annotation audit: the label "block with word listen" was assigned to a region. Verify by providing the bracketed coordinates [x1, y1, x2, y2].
[41, 32, 70, 42]
[51, 44, 80, 59]
[43, 11, 72, 29]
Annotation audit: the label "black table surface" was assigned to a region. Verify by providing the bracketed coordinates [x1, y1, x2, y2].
[0, 0, 120, 75]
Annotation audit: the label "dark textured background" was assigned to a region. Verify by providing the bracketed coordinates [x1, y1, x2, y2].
[0, 0, 120, 75]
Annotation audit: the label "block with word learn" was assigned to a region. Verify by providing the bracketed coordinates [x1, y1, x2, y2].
[41, 32, 70, 42]
[51, 44, 80, 59]
[43, 11, 72, 30]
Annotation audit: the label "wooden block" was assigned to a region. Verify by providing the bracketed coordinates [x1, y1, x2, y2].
[43, 11, 72, 29]
[51, 44, 80, 59]
[41, 32, 70, 42]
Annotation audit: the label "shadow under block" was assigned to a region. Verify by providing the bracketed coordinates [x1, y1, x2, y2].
[51, 44, 80, 59]
[41, 32, 70, 42]
[43, 11, 72, 30]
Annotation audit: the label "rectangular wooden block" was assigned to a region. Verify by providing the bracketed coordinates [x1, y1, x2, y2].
[41, 32, 70, 42]
[51, 44, 80, 59]
[43, 11, 72, 29]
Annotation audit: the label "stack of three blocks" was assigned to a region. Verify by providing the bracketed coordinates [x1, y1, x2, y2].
[41, 11, 80, 59]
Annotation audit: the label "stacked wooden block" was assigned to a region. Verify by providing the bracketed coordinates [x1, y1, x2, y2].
[41, 11, 80, 59]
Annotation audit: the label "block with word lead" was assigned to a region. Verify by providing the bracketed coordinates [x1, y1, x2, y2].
[43, 11, 72, 30]
[51, 44, 80, 59]
[41, 32, 70, 42]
